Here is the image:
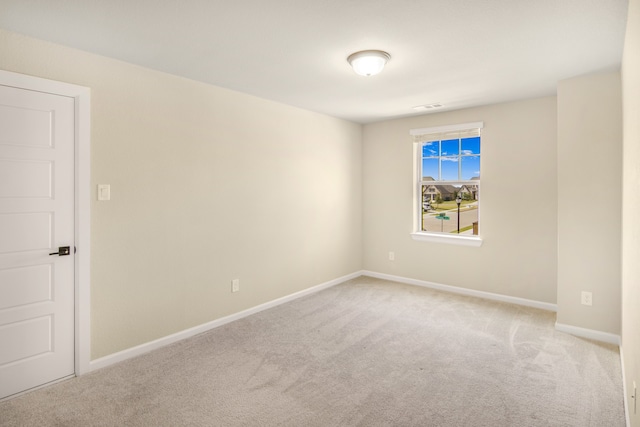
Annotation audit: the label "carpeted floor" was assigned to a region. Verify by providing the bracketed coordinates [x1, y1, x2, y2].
[0, 277, 625, 426]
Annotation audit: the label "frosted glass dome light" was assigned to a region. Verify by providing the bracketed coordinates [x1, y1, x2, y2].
[347, 50, 390, 76]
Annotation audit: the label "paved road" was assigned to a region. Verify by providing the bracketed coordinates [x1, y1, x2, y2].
[422, 208, 478, 234]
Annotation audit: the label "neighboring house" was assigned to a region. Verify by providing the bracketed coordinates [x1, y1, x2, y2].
[459, 184, 477, 200]
[422, 176, 480, 202]
[422, 177, 458, 202]
[459, 177, 480, 200]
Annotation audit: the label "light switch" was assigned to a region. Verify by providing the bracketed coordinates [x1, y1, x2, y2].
[97, 184, 111, 201]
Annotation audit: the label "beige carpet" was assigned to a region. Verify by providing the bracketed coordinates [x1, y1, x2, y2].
[0, 277, 625, 426]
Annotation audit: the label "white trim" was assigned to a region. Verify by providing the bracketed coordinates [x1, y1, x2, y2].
[620, 346, 631, 427]
[410, 232, 483, 247]
[89, 271, 362, 371]
[0, 70, 92, 376]
[362, 270, 557, 312]
[554, 322, 621, 346]
[74, 86, 91, 375]
[410, 121, 484, 136]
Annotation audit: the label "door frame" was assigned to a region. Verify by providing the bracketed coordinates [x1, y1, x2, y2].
[0, 69, 91, 376]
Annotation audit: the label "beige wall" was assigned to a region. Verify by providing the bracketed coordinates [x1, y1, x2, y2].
[0, 29, 363, 359]
[622, 0, 640, 424]
[362, 97, 558, 303]
[0, 24, 630, 370]
[556, 71, 622, 335]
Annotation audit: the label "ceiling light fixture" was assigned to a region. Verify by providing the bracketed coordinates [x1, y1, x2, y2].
[347, 50, 390, 76]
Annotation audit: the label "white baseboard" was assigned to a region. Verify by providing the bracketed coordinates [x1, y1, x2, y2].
[362, 270, 558, 312]
[554, 322, 621, 346]
[364, 271, 622, 347]
[87, 270, 621, 373]
[620, 346, 631, 427]
[89, 271, 362, 372]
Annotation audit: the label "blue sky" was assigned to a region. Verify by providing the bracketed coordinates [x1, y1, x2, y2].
[422, 137, 480, 180]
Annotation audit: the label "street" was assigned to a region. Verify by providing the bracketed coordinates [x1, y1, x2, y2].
[422, 207, 478, 234]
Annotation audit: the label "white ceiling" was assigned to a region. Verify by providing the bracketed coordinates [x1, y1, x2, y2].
[0, 0, 629, 123]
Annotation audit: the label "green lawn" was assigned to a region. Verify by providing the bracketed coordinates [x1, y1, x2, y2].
[429, 200, 477, 211]
[450, 225, 474, 233]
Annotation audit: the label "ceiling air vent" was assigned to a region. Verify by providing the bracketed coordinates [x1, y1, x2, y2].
[413, 103, 443, 111]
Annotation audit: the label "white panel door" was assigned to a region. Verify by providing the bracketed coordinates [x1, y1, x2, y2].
[0, 84, 75, 399]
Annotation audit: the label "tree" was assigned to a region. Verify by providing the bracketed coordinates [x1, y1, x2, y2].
[434, 195, 443, 210]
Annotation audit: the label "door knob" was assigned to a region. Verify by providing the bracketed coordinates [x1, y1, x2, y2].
[49, 246, 71, 256]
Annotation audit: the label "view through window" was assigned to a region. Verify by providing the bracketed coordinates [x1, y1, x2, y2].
[413, 123, 482, 237]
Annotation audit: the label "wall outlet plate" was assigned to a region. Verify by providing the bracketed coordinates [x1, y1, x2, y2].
[581, 291, 592, 306]
[231, 279, 240, 293]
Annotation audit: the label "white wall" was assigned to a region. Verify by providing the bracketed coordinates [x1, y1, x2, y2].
[556, 71, 622, 335]
[622, 0, 640, 424]
[0, 29, 363, 359]
[363, 97, 558, 303]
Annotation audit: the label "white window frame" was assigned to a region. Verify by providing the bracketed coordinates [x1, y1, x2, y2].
[410, 122, 483, 247]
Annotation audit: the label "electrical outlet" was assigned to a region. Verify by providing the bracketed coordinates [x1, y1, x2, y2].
[632, 381, 637, 415]
[581, 291, 592, 306]
[388, 251, 395, 261]
[231, 279, 240, 293]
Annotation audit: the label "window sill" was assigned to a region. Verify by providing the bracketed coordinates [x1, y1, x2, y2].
[410, 232, 483, 247]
